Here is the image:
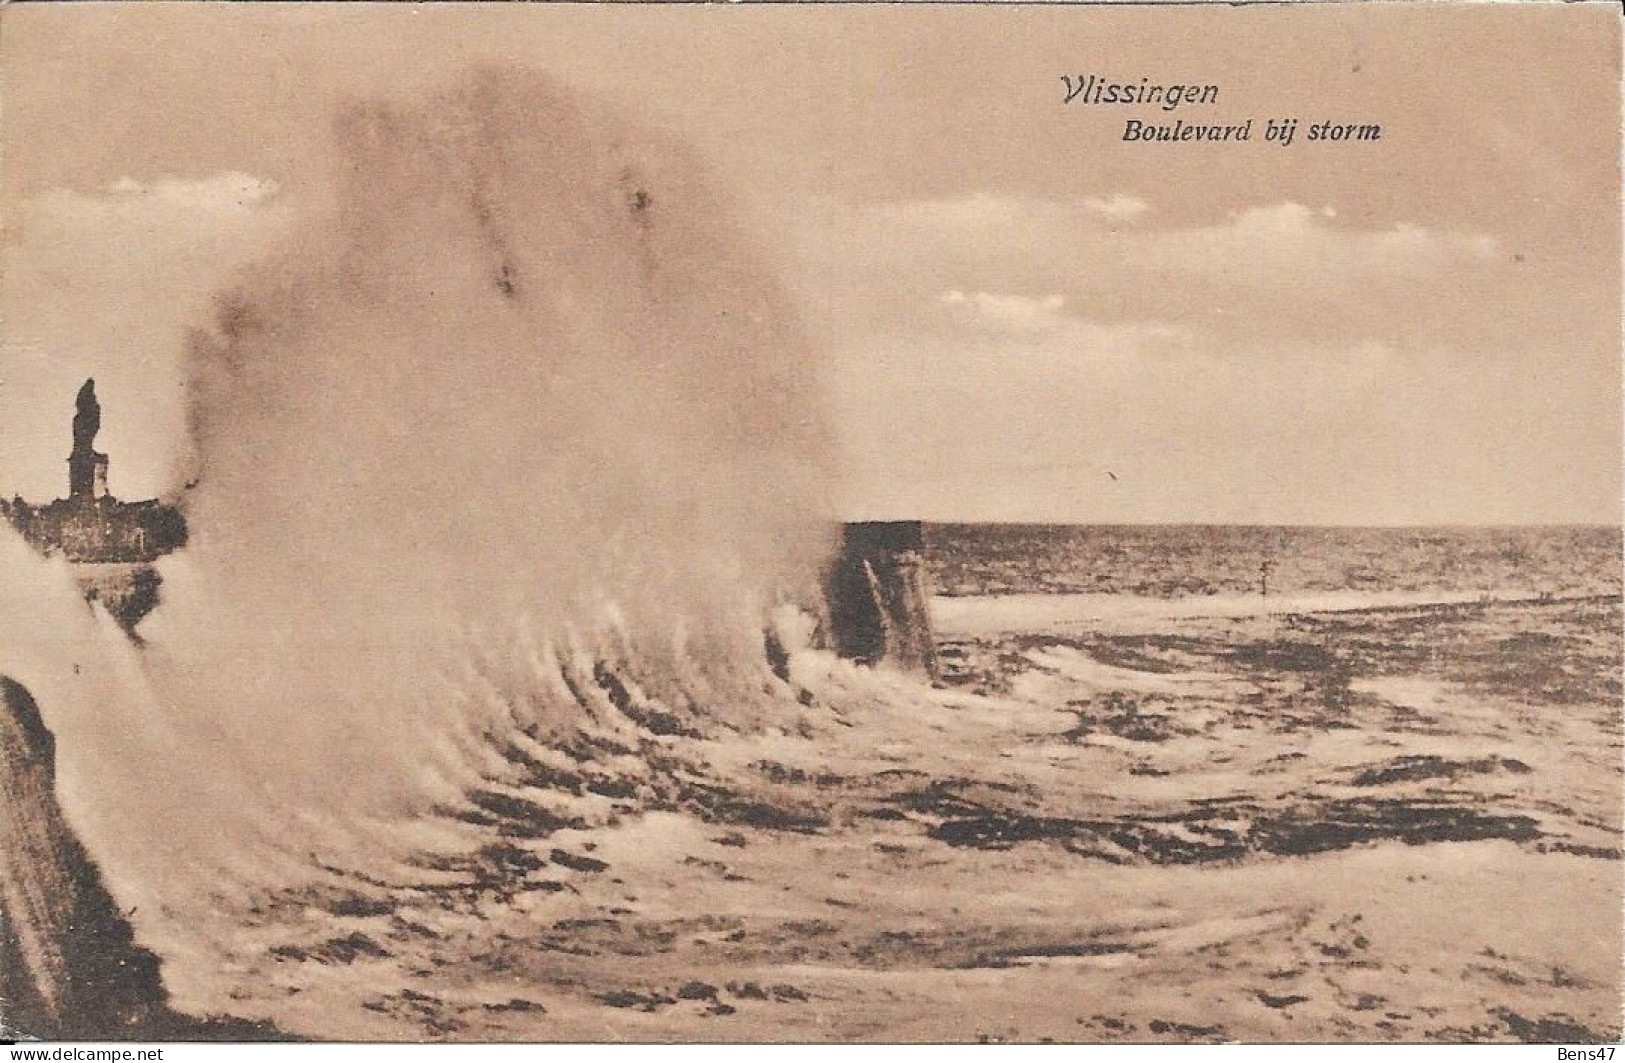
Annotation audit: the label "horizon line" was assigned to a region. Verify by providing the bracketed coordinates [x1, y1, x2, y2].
[845, 517, 1624, 530]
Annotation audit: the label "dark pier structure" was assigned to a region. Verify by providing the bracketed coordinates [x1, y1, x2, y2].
[824, 520, 938, 678]
[2, 380, 187, 628]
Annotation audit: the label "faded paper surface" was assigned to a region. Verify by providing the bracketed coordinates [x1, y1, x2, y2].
[1, 2, 1619, 1043]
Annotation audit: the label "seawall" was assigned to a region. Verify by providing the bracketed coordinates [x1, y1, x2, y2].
[0, 677, 283, 1040]
[0, 677, 168, 1039]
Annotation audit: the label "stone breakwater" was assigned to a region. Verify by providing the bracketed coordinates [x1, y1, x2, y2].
[73, 563, 163, 631]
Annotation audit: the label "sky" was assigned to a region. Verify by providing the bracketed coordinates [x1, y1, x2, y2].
[2, 3, 1619, 524]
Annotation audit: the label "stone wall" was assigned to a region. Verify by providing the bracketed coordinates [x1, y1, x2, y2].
[0, 678, 169, 1039]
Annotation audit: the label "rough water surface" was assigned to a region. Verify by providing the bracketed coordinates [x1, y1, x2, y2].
[166, 581, 1624, 1042]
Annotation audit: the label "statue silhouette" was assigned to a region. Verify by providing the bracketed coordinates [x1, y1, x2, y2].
[72, 378, 100, 453]
[68, 379, 106, 502]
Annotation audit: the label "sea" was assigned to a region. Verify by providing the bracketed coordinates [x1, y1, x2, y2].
[922, 523, 1622, 601]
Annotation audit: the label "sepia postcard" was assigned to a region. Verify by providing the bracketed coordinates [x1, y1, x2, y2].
[1, 1, 1620, 1048]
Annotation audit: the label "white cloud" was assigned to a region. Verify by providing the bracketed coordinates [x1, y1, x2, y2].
[37, 171, 283, 222]
[939, 289, 1068, 333]
[1080, 193, 1150, 221]
[12, 171, 288, 290]
[883, 190, 1154, 229]
[885, 192, 1031, 231]
[885, 196, 1497, 286]
[793, 191, 1510, 355]
[1, 172, 290, 500]
[876, 191, 1151, 232]
[934, 290, 1193, 361]
[1136, 202, 1500, 283]
[113, 171, 280, 207]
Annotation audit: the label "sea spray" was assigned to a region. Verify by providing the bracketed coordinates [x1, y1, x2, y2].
[0, 529, 290, 1005]
[5, 66, 838, 1012]
[164, 63, 835, 796]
